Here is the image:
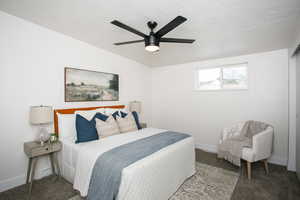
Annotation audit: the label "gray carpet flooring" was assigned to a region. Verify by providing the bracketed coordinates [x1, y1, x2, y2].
[195, 149, 300, 200]
[0, 149, 299, 200]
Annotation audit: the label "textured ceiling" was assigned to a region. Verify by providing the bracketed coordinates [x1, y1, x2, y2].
[0, 0, 300, 67]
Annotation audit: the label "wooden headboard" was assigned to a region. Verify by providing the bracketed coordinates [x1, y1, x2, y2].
[54, 105, 125, 134]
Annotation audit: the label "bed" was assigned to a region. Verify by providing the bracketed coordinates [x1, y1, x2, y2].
[54, 105, 195, 200]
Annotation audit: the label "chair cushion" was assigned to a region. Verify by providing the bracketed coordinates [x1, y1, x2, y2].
[242, 147, 255, 162]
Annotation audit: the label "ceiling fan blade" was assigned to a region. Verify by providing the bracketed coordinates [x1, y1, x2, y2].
[111, 20, 147, 38]
[114, 40, 145, 45]
[160, 38, 195, 43]
[155, 16, 187, 38]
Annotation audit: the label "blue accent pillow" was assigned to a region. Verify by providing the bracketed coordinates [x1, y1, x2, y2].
[120, 111, 127, 118]
[75, 114, 99, 143]
[93, 112, 109, 124]
[120, 111, 142, 130]
[132, 111, 142, 130]
[111, 111, 120, 120]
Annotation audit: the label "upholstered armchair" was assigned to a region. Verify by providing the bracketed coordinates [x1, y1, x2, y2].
[219, 121, 274, 179]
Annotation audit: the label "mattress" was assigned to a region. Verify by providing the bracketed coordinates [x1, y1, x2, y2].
[71, 128, 195, 200]
[60, 138, 81, 183]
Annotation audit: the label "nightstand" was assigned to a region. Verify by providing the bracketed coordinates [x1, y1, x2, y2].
[140, 123, 147, 129]
[24, 141, 62, 197]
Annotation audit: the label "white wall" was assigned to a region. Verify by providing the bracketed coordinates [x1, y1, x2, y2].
[293, 25, 300, 178]
[290, 21, 300, 57]
[150, 49, 289, 165]
[296, 53, 300, 179]
[0, 11, 151, 192]
[287, 23, 300, 172]
[288, 55, 297, 171]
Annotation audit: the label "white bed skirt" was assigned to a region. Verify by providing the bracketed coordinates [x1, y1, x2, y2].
[60, 128, 195, 200]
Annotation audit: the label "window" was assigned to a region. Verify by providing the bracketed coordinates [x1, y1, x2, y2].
[195, 63, 248, 90]
[197, 68, 221, 90]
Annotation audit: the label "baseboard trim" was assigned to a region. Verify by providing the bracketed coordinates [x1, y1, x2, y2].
[195, 143, 217, 153]
[195, 143, 287, 166]
[268, 156, 288, 166]
[287, 162, 296, 172]
[0, 167, 52, 193]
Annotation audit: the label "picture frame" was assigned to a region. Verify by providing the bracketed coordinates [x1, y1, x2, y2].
[64, 67, 119, 102]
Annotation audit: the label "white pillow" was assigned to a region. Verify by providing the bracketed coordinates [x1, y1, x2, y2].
[57, 113, 76, 142]
[105, 108, 127, 115]
[96, 108, 106, 114]
[105, 108, 117, 115]
[116, 112, 138, 133]
[95, 115, 120, 138]
[75, 110, 97, 121]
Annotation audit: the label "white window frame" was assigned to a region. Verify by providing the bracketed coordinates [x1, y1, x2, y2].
[194, 62, 248, 91]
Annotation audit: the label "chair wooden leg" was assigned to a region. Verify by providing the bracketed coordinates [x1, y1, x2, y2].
[247, 161, 251, 180]
[263, 159, 269, 174]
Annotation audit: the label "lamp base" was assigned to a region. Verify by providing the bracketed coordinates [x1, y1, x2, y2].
[34, 140, 45, 146]
[38, 127, 50, 146]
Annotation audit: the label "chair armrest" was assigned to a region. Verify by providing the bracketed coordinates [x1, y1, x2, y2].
[252, 127, 273, 161]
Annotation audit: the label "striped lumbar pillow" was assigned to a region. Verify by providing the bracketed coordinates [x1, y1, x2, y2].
[116, 112, 138, 133]
[95, 115, 120, 138]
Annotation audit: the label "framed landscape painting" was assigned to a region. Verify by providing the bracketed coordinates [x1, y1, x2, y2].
[65, 67, 119, 102]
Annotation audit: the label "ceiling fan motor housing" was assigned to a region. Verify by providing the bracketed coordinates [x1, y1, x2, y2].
[145, 33, 160, 47]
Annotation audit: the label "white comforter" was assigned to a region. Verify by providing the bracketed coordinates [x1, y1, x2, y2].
[73, 128, 195, 200]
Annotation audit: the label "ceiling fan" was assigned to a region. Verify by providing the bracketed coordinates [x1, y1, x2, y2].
[111, 16, 195, 52]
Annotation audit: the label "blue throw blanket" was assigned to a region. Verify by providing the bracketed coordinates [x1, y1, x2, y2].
[87, 131, 191, 200]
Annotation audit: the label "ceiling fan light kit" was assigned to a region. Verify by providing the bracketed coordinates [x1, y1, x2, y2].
[145, 45, 159, 52]
[111, 16, 195, 53]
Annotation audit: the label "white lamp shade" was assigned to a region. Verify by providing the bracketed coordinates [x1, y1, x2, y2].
[30, 106, 53, 124]
[129, 101, 141, 113]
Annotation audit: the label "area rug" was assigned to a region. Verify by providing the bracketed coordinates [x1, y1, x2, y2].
[69, 162, 239, 200]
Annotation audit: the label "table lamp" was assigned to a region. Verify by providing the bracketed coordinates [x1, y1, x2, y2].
[129, 101, 141, 114]
[30, 105, 53, 146]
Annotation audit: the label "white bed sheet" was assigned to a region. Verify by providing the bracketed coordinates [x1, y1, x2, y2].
[61, 128, 195, 200]
[60, 138, 81, 183]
